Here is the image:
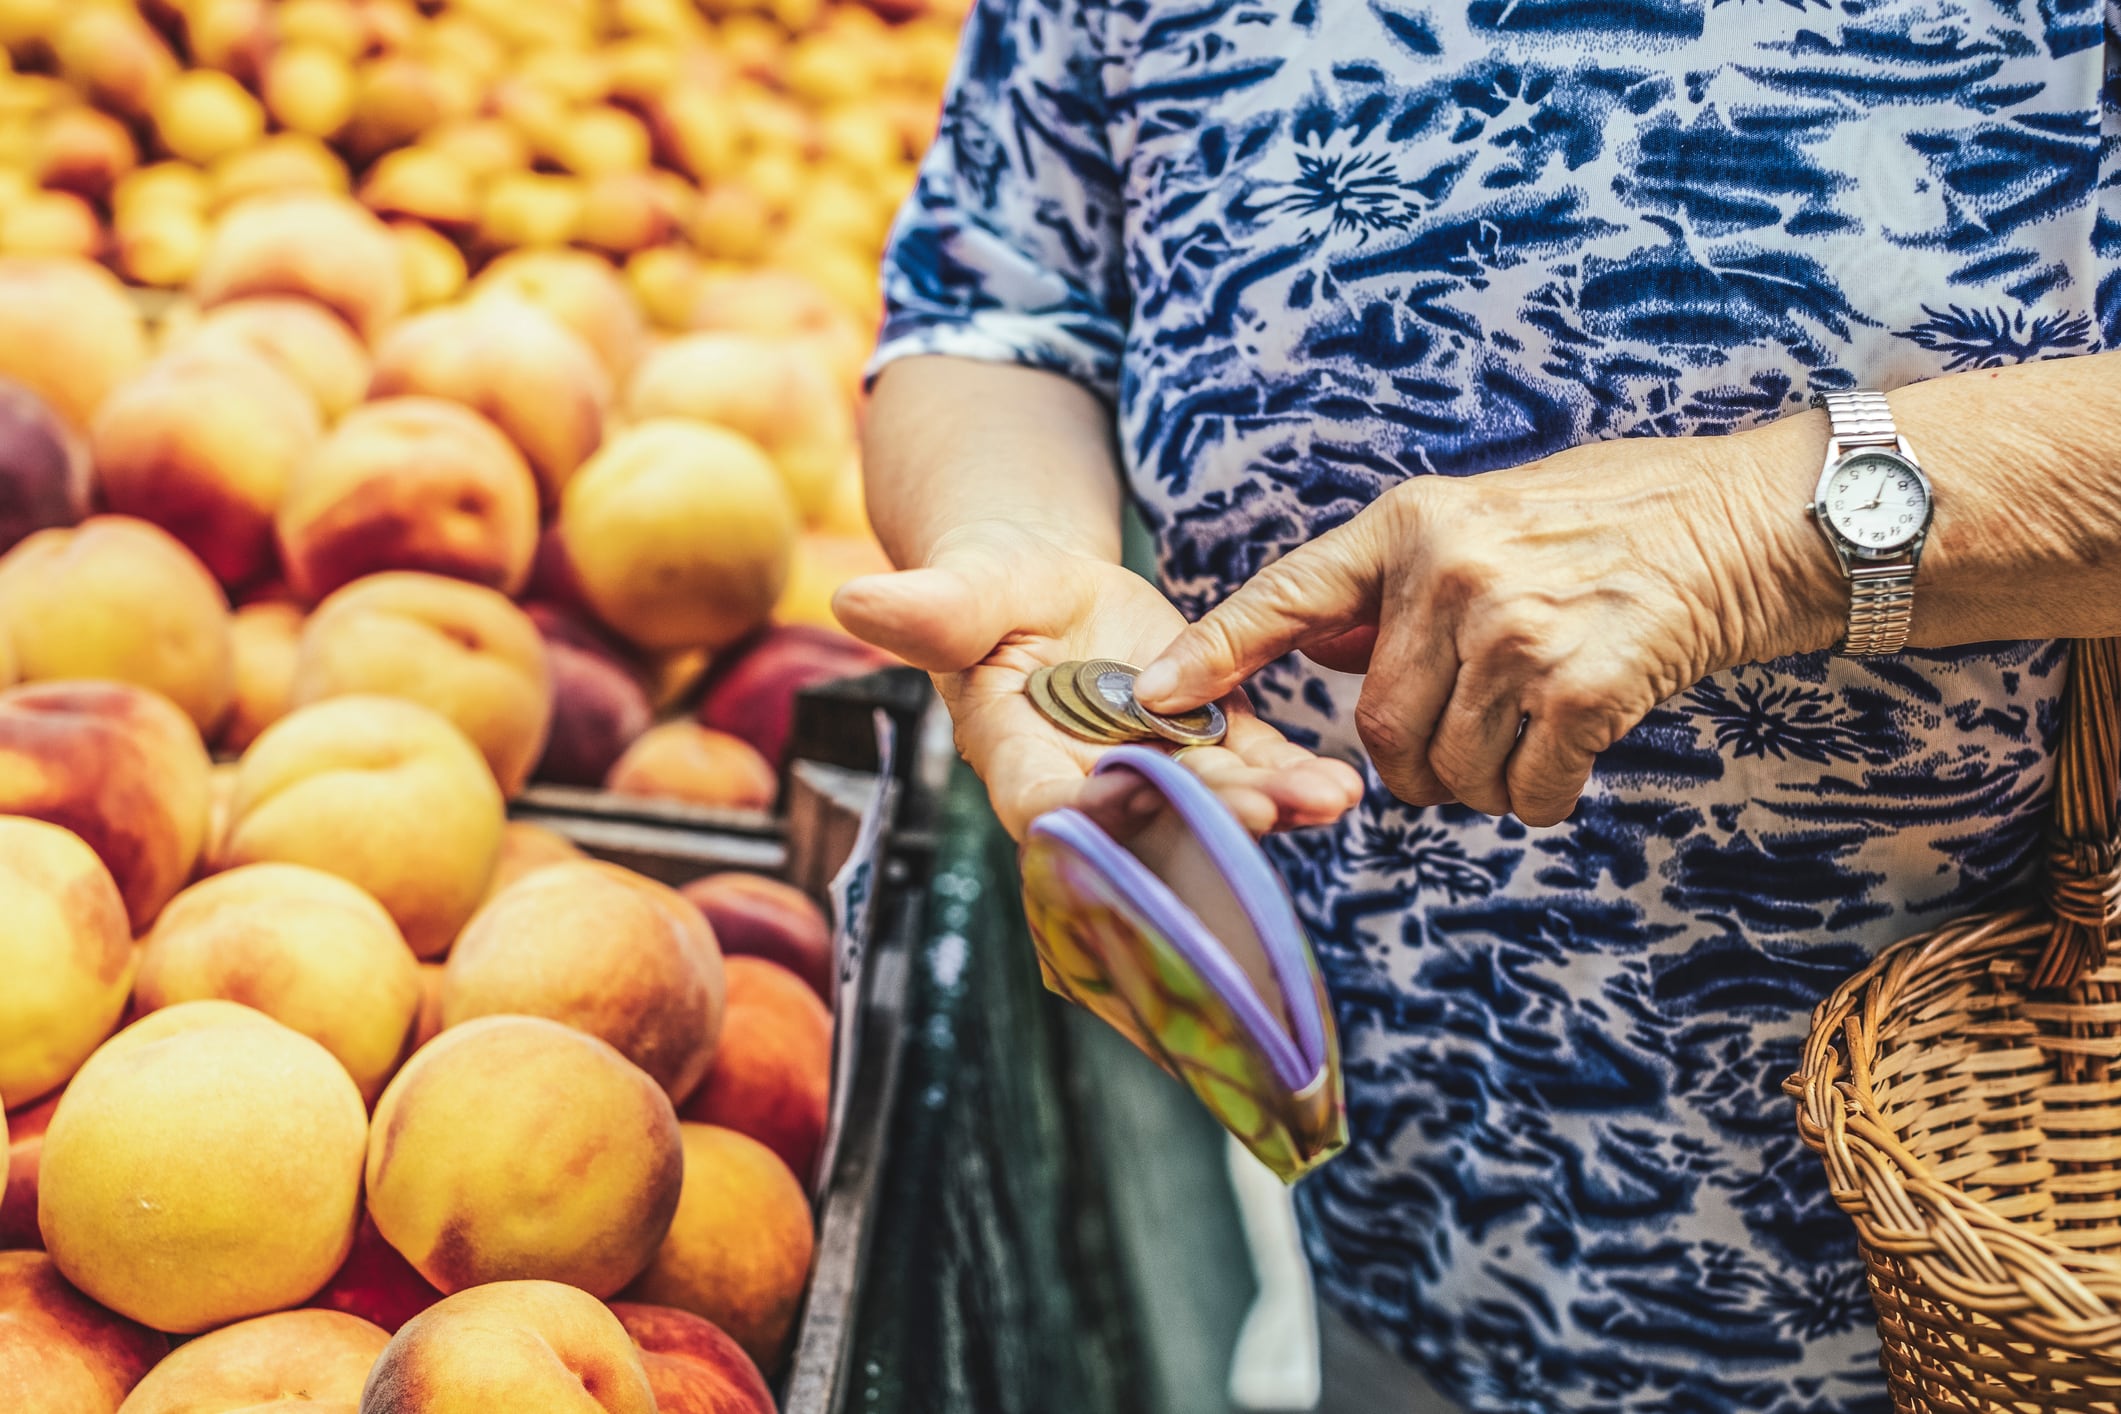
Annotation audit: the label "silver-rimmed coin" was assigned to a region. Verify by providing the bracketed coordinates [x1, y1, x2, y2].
[1028, 663, 1133, 743]
[1072, 659, 1155, 737]
[1133, 697, 1228, 748]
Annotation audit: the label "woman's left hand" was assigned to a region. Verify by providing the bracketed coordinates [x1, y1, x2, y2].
[1132, 432, 1846, 826]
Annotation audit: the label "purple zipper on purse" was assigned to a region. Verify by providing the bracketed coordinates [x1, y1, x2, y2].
[1027, 745, 1327, 1091]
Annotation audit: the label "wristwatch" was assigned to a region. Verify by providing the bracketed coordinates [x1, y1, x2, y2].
[1804, 390, 1934, 656]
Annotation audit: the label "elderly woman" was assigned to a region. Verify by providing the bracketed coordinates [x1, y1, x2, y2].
[833, 2, 2121, 1409]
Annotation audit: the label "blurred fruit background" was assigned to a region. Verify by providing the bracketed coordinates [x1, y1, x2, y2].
[0, 0, 957, 1407]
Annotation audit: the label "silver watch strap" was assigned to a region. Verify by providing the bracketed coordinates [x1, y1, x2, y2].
[1811, 391, 1915, 656]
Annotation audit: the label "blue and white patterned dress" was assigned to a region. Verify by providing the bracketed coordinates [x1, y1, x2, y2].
[871, 2, 2121, 1408]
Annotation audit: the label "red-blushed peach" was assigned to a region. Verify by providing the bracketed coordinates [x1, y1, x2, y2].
[697, 624, 893, 771]
[90, 347, 322, 591]
[0, 818, 133, 1111]
[680, 873, 832, 1000]
[276, 397, 540, 603]
[0, 1250, 166, 1412]
[559, 420, 797, 653]
[605, 723, 777, 812]
[0, 515, 234, 733]
[216, 695, 504, 957]
[608, 1302, 774, 1414]
[192, 193, 408, 342]
[136, 864, 422, 1105]
[0, 376, 90, 556]
[170, 295, 373, 420]
[359, 1280, 656, 1414]
[526, 601, 653, 787]
[221, 599, 303, 754]
[471, 248, 647, 383]
[31, 105, 136, 205]
[0, 256, 148, 432]
[679, 957, 831, 1185]
[0, 1090, 59, 1249]
[369, 299, 608, 512]
[120, 1308, 389, 1413]
[0, 680, 213, 932]
[365, 1016, 683, 1296]
[309, 1210, 443, 1336]
[291, 572, 554, 798]
[623, 332, 853, 524]
[444, 862, 725, 1103]
[39, 1001, 368, 1333]
[624, 1124, 814, 1374]
[686, 268, 867, 399]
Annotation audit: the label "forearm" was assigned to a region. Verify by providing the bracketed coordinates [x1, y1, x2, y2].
[1732, 350, 2121, 649]
[862, 355, 1128, 569]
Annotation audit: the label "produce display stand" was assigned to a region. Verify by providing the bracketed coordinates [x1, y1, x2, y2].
[515, 666, 947, 1414]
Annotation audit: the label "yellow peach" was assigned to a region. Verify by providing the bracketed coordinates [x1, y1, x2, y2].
[0, 817, 133, 1111]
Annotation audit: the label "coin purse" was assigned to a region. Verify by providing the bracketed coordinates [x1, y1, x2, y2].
[1019, 746, 1347, 1183]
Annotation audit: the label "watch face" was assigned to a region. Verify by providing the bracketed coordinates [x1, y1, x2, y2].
[1819, 451, 1929, 554]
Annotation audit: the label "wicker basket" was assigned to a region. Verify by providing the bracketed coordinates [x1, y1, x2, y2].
[1788, 639, 2121, 1411]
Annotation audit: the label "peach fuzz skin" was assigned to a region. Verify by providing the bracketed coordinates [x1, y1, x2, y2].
[0, 679, 212, 934]
[119, 1308, 390, 1414]
[360, 1280, 656, 1414]
[445, 860, 725, 1103]
[37, 1001, 368, 1334]
[0, 1250, 166, 1413]
[365, 1016, 683, 1298]
[213, 694, 504, 958]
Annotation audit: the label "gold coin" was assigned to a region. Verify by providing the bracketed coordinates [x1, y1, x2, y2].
[1027, 664, 1127, 743]
[1050, 661, 1149, 742]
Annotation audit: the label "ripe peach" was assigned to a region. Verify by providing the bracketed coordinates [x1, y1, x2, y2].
[206, 134, 350, 211]
[525, 601, 652, 787]
[647, 87, 738, 186]
[476, 170, 585, 250]
[153, 70, 265, 166]
[309, 1209, 443, 1336]
[561, 420, 797, 653]
[625, 246, 705, 331]
[0, 515, 235, 733]
[361, 1280, 657, 1414]
[0, 1089, 58, 1250]
[605, 723, 777, 813]
[486, 819, 587, 896]
[114, 202, 209, 287]
[0, 681, 211, 932]
[445, 861, 725, 1102]
[121, 1309, 389, 1414]
[0, 818, 132, 1112]
[112, 162, 209, 225]
[292, 572, 554, 798]
[625, 1125, 814, 1373]
[623, 333, 853, 524]
[680, 958, 831, 1185]
[265, 42, 357, 140]
[91, 348, 322, 591]
[194, 194, 408, 343]
[0, 189, 100, 258]
[419, 118, 529, 180]
[0, 376, 89, 555]
[408, 961, 446, 1053]
[365, 1016, 683, 1296]
[777, 532, 895, 632]
[696, 624, 892, 770]
[608, 1302, 774, 1414]
[680, 873, 831, 1000]
[390, 220, 468, 310]
[221, 599, 303, 754]
[182, 0, 272, 84]
[217, 696, 504, 958]
[0, 257, 146, 431]
[31, 106, 135, 204]
[370, 300, 608, 511]
[172, 296, 373, 420]
[274, 0, 367, 60]
[39, 1002, 368, 1333]
[577, 172, 681, 256]
[0, 1251, 166, 1412]
[344, 55, 476, 162]
[687, 269, 869, 398]
[359, 146, 479, 232]
[471, 248, 647, 382]
[688, 183, 773, 263]
[52, 7, 176, 121]
[276, 397, 540, 603]
[136, 864, 422, 1105]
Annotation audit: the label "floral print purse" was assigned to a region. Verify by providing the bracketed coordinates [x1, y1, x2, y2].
[1019, 747, 1347, 1183]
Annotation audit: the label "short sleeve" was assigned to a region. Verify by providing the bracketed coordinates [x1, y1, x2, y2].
[868, 0, 1129, 404]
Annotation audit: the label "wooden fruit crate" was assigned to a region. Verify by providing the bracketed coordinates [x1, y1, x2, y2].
[513, 667, 944, 1414]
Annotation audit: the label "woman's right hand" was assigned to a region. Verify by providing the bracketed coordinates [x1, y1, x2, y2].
[832, 521, 1364, 841]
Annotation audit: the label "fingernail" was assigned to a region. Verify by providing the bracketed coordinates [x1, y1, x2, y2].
[1133, 661, 1178, 705]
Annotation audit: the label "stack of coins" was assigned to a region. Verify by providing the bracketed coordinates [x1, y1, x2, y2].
[1025, 659, 1227, 748]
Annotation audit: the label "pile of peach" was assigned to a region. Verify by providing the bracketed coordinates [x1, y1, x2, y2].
[2, 668, 852, 1410]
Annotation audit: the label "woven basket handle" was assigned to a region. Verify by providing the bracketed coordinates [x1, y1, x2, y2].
[2030, 638, 2121, 987]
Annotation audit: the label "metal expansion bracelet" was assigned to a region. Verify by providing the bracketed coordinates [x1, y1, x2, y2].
[1813, 391, 1915, 656]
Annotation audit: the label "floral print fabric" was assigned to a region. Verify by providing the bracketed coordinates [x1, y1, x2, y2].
[872, 1, 2121, 1407]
